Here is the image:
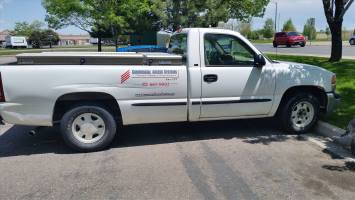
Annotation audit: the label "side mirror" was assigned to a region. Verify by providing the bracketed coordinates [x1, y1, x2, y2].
[254, 54, 266, 68]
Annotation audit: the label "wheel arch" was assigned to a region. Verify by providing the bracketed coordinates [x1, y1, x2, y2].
[276, 85, 327, 115]
[52, 92, 122, 124]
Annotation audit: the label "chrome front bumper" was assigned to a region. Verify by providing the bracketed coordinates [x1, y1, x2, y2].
[326, 92, 341, 115]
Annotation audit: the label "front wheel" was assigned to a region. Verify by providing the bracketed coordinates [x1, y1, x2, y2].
[280, 93, 320, 134]
[350, 39, 355, 46]
[60, 105, 117, 152]
[273, 42, 278, 48]
[300, 42, 306, 47]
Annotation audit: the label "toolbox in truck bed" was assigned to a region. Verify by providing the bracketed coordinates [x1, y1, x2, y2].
[16, 52, 183, 66]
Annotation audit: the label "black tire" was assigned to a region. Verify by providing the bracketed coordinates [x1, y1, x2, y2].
[351, 137, 355, 155]
[60, 105, 117, 152]
[300, 42, 305, 47]
[280, 93, 320, 134]
[273, 42, 278, 48]
[350, 39, 355, 46]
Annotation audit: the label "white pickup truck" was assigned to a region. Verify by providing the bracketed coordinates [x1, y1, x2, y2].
[0, 28, 340, 152]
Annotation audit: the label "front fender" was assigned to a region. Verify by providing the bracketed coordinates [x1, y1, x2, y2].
[269, 62, 334, 116]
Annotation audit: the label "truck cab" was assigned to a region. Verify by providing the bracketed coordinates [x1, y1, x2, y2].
[168, 28, 276, 121]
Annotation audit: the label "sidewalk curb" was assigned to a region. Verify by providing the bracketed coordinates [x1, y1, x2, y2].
[313, 121, 354, 159]
[315, 121, 346, 138]
[314, 121, 353, 149]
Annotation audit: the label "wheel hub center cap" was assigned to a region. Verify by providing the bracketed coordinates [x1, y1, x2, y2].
[81, 123, 98, 135]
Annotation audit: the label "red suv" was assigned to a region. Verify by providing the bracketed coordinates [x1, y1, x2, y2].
[273, 32, 306, 48]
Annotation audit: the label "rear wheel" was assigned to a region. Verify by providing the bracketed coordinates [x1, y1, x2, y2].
[60, 105, 117, 152]
[300, 42, 305, 47]
[350, 39, 355, 45]
[280, 93, 320, 134]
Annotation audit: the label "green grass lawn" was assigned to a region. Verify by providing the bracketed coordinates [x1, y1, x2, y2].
[267, 54, 355, 128]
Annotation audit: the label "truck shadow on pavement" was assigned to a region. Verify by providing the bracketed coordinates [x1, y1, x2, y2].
[0, 118, 296, 157]
[0, 118, 353, 172]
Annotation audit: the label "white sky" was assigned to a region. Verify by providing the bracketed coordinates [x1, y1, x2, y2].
[253, 0, 355, 32]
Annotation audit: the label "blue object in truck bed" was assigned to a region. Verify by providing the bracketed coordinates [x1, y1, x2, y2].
[117, 45, 168, 53]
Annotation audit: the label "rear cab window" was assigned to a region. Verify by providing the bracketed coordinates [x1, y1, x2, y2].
[287, 32, 300, 36]
[168, 34, 188, 58]
[276, 32, 287, 37]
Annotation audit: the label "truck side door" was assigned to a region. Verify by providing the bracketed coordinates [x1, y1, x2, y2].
[199, 32, 275, 118]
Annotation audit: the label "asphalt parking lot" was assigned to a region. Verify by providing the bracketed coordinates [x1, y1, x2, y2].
[0, 120, 354, 200]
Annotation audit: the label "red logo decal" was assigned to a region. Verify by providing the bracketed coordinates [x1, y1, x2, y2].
[121, 70, 131, 83]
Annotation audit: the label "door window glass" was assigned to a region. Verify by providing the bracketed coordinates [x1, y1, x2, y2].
[204, 34, 255, 66]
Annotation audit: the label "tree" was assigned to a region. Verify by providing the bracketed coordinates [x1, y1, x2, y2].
[262, 18, 274, 38]
[282, 19, 296, 32]
[238, 21, 252, 37]
[43, 0, 270, 51]
[303, 18, 317, 40]
[247, 31, 260, 40]
[28, 29, 60, 48]
[11, 20, 45, 36]
[325, 27, 331, 37]
[158, 0, 227, 30]
[43, 0, 161, 51]
[41, 29, 60, 48]
[159, 0, 270, 30]
[322, 0, 354, 62]
[28, 31, 42, 48]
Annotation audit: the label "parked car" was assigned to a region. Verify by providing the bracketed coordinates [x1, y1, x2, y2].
[349, 35, 355, 45]
[5, 36, 28, 48]
[273, 32, 306, 48]
[0, 28, 340, 152]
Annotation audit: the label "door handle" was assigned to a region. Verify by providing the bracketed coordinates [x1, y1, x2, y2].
[204, 74, 218, 83]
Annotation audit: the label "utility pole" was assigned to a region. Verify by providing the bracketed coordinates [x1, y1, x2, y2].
[274, 2, 278, 32]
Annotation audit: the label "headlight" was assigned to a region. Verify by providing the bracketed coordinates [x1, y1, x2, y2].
[331, 75, 337, 91]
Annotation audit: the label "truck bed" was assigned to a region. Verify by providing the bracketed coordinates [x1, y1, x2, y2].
[15, 52, 183, 66]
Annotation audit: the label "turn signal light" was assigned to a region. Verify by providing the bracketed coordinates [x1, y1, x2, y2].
[331, 75, 337, 91]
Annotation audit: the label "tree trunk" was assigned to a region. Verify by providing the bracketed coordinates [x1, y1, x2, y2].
[115, 36, 118, 51]
[329, 22, 342, 62]
[98, 36, 102, 52]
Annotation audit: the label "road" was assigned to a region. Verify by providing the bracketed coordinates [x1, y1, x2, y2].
[254, 43, 355, 59]
[0, 120, 354, 200]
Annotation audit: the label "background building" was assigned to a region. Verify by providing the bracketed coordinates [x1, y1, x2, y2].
[0, 30, 11, 46]
[58, 34, 91, 46]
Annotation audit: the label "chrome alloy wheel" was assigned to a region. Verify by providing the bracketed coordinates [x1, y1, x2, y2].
[72, 113, 106, 144]
[291, 101, 315, 129]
